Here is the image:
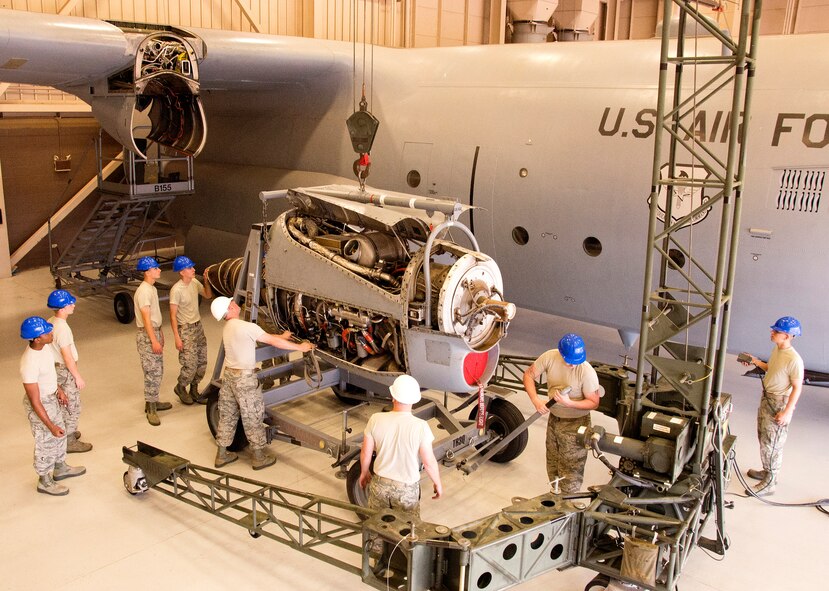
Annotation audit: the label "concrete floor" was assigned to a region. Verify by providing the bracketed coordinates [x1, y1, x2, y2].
[1, 266, 827, 590]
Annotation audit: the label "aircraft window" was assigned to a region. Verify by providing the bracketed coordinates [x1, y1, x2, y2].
[519, 168, 528, 178]
[407, 170, 421, 188]
[512, 227, 529, 245]
[583, 236, 602, 257]
[668, 248, 686, 269]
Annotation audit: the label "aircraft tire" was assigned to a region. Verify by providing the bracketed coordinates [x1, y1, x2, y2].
[205, 385, 249, 452]
[332, 384, 366, 405]
[468, 398, 528, 463]
[345, 458, 375, 508]
[113, 291, 135, 324]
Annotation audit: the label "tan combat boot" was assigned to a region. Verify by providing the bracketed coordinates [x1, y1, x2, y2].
[190, 383, 204, 404]
[37, 474, 68, 496]
[145, 402, 160, 426]
[174, 383, 194, 405]
[66, 434, 93, 453]
[214, 446, 239, 468]
[250, 448, 276, 470]
[156, 401, 173, 411]
[747, 475, 776, 497]
[53, 461, 86, 480]
[746, 468, 768, 481]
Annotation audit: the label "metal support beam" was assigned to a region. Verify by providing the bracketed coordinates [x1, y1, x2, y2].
[232, 0, 263, 33]
[0, 161, 11, 278]
[122, 441, 582, 591]
[634, 0, 761, 556]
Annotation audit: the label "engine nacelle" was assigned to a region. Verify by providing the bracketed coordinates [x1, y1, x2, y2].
[262, 185, 516, 393]
[89, 30, 206, 158]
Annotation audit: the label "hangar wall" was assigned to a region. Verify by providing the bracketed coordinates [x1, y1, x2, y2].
[3, 0, 827, 49]
[0, 117, 122, 269]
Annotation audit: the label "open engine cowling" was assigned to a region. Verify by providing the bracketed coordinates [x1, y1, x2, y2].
[90, 30, 206, 158]
[262, 185, 516, 393]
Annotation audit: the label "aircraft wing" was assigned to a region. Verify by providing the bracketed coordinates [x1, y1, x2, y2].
[0, 10, 133, 87]
[0, 8, 348, 155]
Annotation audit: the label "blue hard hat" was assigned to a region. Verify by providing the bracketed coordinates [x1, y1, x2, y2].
[558, 333, 587, 365]
[770, 316, 802, 337]
[136, 256, 160, 271]
[47, 289, 77, 310]
[21, 316, 53, 340]
[173, 255, 195, 272]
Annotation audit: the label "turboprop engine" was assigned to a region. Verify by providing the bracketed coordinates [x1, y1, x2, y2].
[261, 185, 516, 393]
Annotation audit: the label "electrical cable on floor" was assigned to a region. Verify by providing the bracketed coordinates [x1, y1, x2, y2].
[729, 448, 829, 516]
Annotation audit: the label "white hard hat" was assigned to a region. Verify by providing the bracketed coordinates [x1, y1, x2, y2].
[211, 296, 232, 321]
[389, 375, 421, 404]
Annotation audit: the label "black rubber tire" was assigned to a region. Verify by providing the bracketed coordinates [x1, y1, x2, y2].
[205, 384, 249, 452]
[248, 530, 261, 539]
[584, 574, 611, 591]
[113, 291, 135, 324]
[332, 384, 366, 405]
[346, 458, 372, 507]
[468, 398, 528, 463]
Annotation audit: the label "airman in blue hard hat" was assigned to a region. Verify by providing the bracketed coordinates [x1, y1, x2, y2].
[169, 255, 213, 405]
[46, 290, 92, 453]
[133, 256, 172, 425]
[738, 316, 804, 497]
[523, 333, 600, 494]
[19, 316, 86, 495]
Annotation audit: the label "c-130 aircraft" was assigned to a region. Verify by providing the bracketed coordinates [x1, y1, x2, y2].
[1, 7, 827, 375]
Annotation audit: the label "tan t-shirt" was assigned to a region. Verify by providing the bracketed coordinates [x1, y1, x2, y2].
[762, 346, 804, 396]
[531, 349, 600, 419]
[222, 318, 266, 370]
[47, 316, 78, 364]
[365, 411, 434, 485]
[134, 281, 162, 328]
[20, 345, 58, 396]
[170, 279, 204, 325]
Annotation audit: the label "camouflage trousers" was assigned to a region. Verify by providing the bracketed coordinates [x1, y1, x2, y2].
[367, 475, 421, 516]
[216, 369, 267, 448]
[757, 393, 790, 477]
[366, 475, 421, 557]
[55, 364, 81, 435]
[176, 321, 207, 388]
[23, 391, 66, 476]
[136, 328, 163, 402]
[546, 414, 591, 494]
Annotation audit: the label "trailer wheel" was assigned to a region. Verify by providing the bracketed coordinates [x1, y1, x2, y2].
[584, 574, 611, 591]
[333, 384, 366, 405]
[206, 385, 249, 452]
[346, 458, 374, 507]
[122, 471, 139, 496]
[113, 292, 135, 324]
[468, 398, 528, 463]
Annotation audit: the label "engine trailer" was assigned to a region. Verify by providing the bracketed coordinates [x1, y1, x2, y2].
[197, 186, 529, 500]
[201, 346, 529, 504]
